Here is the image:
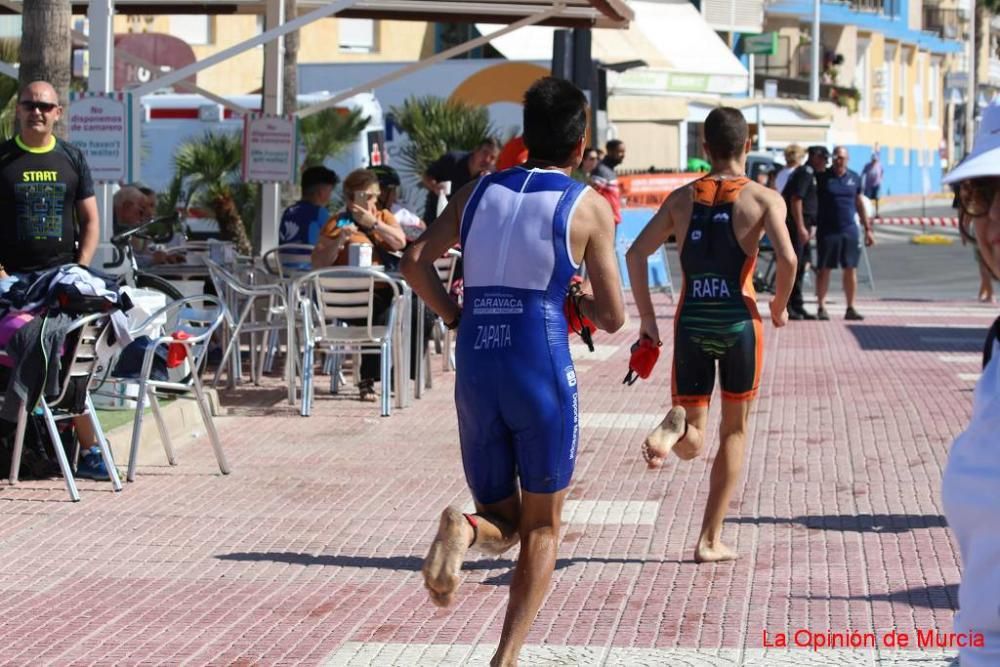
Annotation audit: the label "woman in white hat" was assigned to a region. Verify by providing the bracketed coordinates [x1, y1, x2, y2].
[940, 100, 1000, 667]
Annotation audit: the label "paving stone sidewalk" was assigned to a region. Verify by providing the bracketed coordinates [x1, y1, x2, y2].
[0, 295, 993, 666]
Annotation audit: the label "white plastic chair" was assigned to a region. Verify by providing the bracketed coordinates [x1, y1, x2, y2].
[294, 267, 402, 417]
[97, 295, 230, 483]
[3, 313, 122, 501]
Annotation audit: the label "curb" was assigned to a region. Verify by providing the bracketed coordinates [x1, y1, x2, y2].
[873, 216, 958, 227]
[102, 387, 222, 467]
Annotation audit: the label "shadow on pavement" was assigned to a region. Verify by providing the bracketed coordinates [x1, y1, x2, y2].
[847, 325, 985, 353]
[796, 583, 959, 610]
[215, 552, 680, 577]
[726, 513, 947, 533]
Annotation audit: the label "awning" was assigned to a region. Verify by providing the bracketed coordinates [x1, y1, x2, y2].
[480, 0, 747, 95]
[3, 0, 632, 28]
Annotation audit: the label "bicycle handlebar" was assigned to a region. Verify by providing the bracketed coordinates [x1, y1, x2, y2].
[110, 214, 180, 246]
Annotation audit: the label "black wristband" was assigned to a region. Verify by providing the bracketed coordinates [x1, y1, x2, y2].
[445, 310, 461, 330]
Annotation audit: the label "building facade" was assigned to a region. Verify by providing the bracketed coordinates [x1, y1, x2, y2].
[760, 0, 966, 195]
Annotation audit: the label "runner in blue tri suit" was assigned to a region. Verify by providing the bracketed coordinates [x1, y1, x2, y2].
[402, 77, 624, 666]
[626, 107, 797, 563]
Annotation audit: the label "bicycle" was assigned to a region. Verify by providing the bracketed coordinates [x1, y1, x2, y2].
[103, 215, 186, 302]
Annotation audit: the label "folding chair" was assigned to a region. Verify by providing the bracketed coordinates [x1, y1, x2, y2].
[4, 313, 122, 502]
[96, 295, 230, 483]
[294, 267, 402, 417]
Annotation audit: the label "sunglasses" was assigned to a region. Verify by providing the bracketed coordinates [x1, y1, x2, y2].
[18, 101, 59, 113]
[958, 177, 1000, 218]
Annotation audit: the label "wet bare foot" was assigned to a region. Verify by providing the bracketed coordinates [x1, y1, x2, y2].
[694, 539, 738, 563]
[642, 406, 687, 468]
[423, 507, 472, 607]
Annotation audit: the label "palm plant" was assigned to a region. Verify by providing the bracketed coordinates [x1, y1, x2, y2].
[170, 131, 255, 255]
[390, 95, 497, 187]
[0, 38, 19, 140]
[298, 105, 369, 168]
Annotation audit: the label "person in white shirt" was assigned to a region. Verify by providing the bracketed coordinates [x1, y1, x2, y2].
[941, 99, 1000, 667]
[774, 143, 804, 195]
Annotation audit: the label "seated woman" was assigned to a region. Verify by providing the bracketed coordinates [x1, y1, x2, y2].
[311, 169, 406, 401]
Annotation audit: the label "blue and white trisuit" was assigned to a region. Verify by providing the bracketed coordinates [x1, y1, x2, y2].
[455, 167, 586, 505]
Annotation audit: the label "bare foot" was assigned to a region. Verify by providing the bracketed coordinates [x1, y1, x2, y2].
[979, 291, 995, 304]
[694, 539, 738, 563]
[642, 406, 687, 469]
[423, 507, 472, 607]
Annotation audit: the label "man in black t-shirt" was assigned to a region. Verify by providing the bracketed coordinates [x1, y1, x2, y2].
[780, 145, 828, 319]
[0, 81, 108, 481]
[0, 82, 98, 276]
[422, 138, 499, 224]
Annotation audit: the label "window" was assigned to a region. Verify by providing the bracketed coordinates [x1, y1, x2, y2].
[0, 16, 21, 38]
[855, 38, 870, 119]
[434, 24, 502, 59]
[915, 54, 925, 125]
[880, 44, 896, 121]
[168, 15, 211, 45]
[898, 47, 910, 121]
[929, 59, 941, 126]
[339, 18, 376, 53]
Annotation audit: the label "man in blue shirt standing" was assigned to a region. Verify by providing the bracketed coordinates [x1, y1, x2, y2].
[815, 146, 875, 320]
[279, 166, 338, 245]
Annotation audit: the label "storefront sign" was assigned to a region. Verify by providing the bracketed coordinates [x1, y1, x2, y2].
[67, 91, 133, 183]
[743, 32, 778, 56]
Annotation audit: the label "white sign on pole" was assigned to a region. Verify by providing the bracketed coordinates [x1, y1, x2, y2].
[242, 113, 298, 183]
[67, 92, 133, 183]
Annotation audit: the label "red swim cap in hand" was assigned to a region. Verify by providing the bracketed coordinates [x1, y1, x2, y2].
[623, 338, 660, 385]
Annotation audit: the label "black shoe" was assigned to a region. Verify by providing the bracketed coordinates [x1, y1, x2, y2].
[788, 309, 805, 321]
[358, 379, 376, 402]
[801, 311, 818, 320]
[816, 307, 830, 321]
[845, 307, 865, 321]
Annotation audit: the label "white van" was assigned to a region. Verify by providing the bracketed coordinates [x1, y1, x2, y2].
[137, 90, 385, 195]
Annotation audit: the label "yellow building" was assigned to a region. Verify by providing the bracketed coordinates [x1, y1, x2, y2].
[762, 0, 967, 194]
[113, 13, 433, 95]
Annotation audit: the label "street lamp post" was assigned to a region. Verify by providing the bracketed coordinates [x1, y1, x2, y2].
[810, 0, 821, 102]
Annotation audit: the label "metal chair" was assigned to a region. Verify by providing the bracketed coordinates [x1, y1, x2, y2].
[262, 243, 316, 279]
[3, 313, 122, 501]
[205, 258, 294, 392]
[429, 248, 461, 374]
[97, 295, 230, 483]
[294, 267, 402, 417]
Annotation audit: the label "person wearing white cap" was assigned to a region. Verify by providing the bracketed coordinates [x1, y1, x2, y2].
[940, 99, 1000, 667]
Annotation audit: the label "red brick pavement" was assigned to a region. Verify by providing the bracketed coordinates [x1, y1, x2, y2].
[0, 296, 993, 665]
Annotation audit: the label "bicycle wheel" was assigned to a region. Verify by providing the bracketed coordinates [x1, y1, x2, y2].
[135, 272, 185, 302]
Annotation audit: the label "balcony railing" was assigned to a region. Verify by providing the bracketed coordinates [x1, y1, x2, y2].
[845, 0, 900, 15]
[923, 7, 968, 40]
